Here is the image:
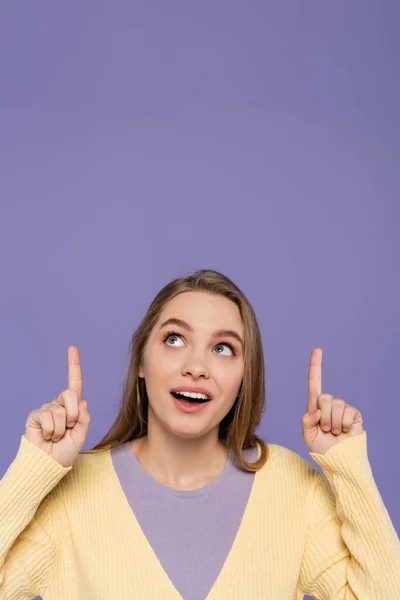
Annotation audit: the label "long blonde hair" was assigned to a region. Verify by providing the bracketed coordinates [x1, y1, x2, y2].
[81, 269, 270, 472]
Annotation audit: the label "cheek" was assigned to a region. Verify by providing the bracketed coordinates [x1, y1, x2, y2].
[144, 345, 178, 380]
[218, 366, 243, 396]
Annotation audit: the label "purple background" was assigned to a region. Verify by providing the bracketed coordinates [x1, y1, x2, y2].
[1, 3, 399, 599]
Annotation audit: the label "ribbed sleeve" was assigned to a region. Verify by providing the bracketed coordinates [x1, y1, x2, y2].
[0, 434, 72, 599]
[299, 431, 400, 599]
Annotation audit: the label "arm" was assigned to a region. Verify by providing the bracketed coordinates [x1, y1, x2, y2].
[0, 435, 72, 599]
[298, 431, 400, 599]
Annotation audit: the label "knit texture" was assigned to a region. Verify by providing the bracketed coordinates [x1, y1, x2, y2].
[1, 430, 399, 599]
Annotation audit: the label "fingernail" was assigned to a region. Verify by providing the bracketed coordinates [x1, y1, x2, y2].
[322, 425, 330, 431]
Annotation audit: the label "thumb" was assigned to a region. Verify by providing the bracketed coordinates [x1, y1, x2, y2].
[74, 400, 90, 431]
[302, 408, 321, 431]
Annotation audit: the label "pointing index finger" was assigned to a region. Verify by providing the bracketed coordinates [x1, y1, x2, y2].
[68, 346, 83, 401]
[308, 347, 322, 413]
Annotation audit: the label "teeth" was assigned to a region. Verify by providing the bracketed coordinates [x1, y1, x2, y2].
[174, 391, 209, 400]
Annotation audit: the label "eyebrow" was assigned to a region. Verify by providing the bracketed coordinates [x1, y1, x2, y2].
[159, 317, 244, 349]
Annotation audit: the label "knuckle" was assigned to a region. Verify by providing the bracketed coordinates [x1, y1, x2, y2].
[41, 403, 53, 411]
[333, 398, 345, 407]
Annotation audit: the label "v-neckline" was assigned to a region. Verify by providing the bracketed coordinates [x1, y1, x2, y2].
[106, 442, 271, 600]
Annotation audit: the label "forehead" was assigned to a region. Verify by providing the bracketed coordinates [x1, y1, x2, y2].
[157, 291, 243, 333]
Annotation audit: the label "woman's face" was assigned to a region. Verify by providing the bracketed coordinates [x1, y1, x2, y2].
[139, 291, 245, 440]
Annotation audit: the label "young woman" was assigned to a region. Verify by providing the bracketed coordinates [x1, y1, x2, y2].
[1, 269, 399, 599]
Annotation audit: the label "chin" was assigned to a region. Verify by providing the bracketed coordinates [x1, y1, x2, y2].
[166, 422, 211, 439]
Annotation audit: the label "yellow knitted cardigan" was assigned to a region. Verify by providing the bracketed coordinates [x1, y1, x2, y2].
[1, 430, 399, 599]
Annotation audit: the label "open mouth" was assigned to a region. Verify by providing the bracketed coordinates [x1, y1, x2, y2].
[171, 391, 210, 404]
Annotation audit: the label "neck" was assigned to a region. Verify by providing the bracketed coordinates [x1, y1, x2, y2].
[132, 427, 229, 491]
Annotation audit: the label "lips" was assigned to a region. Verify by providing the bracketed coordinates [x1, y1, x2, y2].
[170, 386, 213, 400]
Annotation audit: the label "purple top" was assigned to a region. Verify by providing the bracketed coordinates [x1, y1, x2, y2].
[111, 441, 258, 600]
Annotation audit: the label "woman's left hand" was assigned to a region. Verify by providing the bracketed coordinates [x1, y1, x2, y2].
[302, 348, 365, 455]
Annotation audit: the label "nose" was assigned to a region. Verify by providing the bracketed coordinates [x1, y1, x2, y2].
[181, 352, 210, 379]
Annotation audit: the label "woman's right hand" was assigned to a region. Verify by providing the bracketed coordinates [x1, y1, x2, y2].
[24, 346, 91, 467]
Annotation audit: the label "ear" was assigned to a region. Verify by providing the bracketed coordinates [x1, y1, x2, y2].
[138, 365, 145, 378]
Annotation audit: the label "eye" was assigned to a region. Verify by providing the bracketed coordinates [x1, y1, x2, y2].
[163, 332, 184, 347]
[162, 331, 236, 356]
[213, 343, 235, 357]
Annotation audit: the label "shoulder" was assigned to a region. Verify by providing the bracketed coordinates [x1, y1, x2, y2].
[258, 440, 322, 491]
[46, 447, 112, 507]
[69, 447, 111, 481]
